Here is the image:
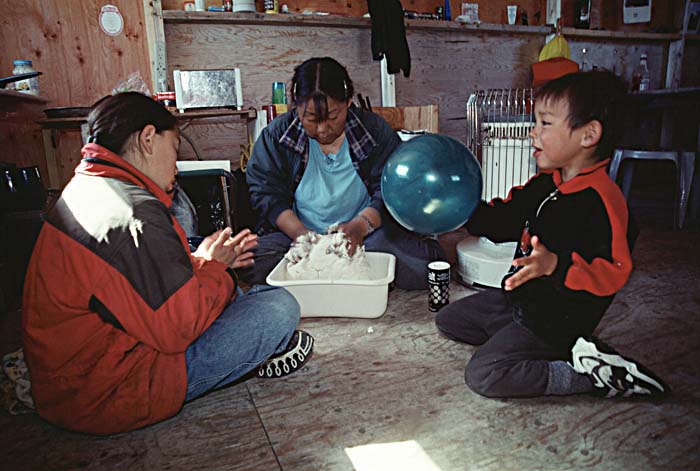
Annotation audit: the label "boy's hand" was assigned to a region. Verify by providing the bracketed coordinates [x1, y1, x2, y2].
[503, 236, 558, 291]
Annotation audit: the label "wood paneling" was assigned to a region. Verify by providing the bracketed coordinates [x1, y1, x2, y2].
[682, 40, 700, 87]
[398, 29, 544, 139]
[0, 1, 151, 108]
[569, 0, 686, 32]
[0, 0, 152, 182]
[165, 20, 379, 166]
[373, 104, 440, 133]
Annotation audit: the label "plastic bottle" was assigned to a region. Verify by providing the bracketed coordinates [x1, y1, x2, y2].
[632, 53, 651, 92]
[11, 60, 40, 96]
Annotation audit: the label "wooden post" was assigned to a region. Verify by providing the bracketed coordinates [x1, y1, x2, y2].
[143, 0, 168, 93]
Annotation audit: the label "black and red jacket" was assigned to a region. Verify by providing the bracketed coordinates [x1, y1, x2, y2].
[467, 159, 634, 349]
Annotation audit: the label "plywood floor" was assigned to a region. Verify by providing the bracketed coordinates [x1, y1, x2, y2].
[2, 189, 699, 471]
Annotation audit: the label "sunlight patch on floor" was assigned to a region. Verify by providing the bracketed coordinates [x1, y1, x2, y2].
[345, 440, 442, 471]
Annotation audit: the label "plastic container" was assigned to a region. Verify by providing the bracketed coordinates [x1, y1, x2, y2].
[233, 0, 255, 12]
[456, 236, 515, 288]
[266, 252, 396, 318]
[11, 60, 40, 95]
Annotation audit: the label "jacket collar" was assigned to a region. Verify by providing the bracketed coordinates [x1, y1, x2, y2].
[78, 143, 173, 207]
[279, 105, 377, 161]
[553, 159, 611, 194]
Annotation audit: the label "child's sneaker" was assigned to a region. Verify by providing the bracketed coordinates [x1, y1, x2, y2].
[571, 336, 668, 399]
[257, 330, 314, 379]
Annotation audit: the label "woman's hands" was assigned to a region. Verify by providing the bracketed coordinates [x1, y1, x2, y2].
[503, 235, 558, 291]
[337, 209, 381, 255]
[337, 218, 368, 255]
[193, 228, 259, 269]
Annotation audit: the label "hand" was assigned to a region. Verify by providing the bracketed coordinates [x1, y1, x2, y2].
[193, 228, 236, 265]
[337, 218, 367, 255]
[503, 236, 558, 291]
[225, 228, 259, 269]
[193, 228, 258, 269]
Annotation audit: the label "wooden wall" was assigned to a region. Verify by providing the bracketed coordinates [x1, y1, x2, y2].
[163, 1, 549, 25]
[584, 0, 687, 32]
[0, 0, 152, 187]
[1, 0, 697, 186]
[166, 20, 379, 162]
[397, 29, 543, 139]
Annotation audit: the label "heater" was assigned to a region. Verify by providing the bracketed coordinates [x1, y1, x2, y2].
[459, 88, 537, 287]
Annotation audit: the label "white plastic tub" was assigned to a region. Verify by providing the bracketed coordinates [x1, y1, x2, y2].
[266, 252, 396, 318]
[456, 236, 516, 288]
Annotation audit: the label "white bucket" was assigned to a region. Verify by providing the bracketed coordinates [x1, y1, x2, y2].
[456, 236, 515, 288]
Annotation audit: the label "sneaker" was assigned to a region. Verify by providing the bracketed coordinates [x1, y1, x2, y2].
[257, 330, 314, 379]
[571, 336, 668, 399]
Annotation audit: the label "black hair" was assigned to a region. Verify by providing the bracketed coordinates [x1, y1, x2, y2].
[534, 70, 627, 160]
[290, 57, 354, 121]
[87, 92, 177, 155]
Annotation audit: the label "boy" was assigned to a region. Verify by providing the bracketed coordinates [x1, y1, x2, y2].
[436, 71, 667, 399]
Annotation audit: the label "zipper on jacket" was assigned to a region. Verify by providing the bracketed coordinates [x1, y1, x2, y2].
[536, 189, 559, 218]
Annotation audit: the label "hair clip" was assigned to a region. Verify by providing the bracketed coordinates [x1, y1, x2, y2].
[87, 134, 97, 143]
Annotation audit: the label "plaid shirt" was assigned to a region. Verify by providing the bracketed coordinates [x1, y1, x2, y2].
[246, 105, 399, 232]
[279, 107, 377, 187]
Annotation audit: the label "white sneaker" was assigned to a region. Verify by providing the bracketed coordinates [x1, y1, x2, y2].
[571, 337, 668, 399]
[257, 330, 314, 379]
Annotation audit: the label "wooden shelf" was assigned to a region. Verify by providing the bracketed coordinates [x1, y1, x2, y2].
[560, 27, 681, 41]
[404, 19, 550, 35]
[0, 89, 49, 105]
[38, 107, 256, 129]
[162, 10, 686, 41]
[162, 10, 371, 29]
[163, 10, 549, 35]
[173, 108, 256, 120]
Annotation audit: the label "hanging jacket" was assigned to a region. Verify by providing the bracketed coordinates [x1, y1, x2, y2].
[22, 144, 235, 434]
[467, 159, 635, 350]
[368, 0, 411, 77]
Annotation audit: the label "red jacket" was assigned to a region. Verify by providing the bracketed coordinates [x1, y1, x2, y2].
[22, 144, 235, 434]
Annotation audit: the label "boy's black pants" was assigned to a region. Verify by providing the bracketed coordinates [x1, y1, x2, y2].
[435, 288, 578, 398]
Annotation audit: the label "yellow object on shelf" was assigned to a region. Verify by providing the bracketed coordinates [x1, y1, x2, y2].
[539, 34, 570, 61]
[538, 19, 570, 61]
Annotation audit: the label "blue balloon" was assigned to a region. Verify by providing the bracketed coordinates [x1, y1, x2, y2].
[381, 134, 482, 235]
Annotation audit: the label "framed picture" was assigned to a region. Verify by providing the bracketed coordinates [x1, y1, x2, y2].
[173, 69, 243, 112]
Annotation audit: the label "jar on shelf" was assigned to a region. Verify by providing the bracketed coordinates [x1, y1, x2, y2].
[11, 60, 40, 96]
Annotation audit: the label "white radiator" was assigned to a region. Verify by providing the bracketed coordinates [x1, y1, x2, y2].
[466, 89, 537, 201]
[459, 88, 536, 287]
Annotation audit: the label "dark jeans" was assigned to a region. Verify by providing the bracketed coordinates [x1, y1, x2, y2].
[239, 218, 445, 290]
[435, 288, 593, 398]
